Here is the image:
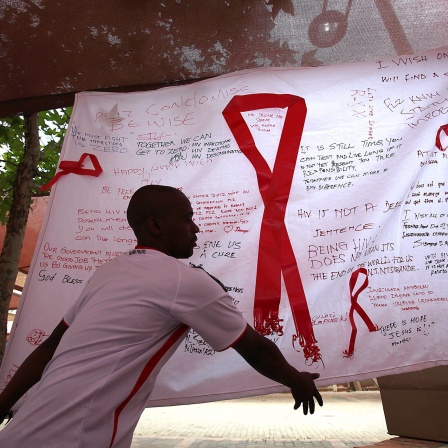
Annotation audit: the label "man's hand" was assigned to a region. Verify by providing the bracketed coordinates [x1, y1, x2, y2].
[291, 372, 323, 415]
[232, 325, 324, 415]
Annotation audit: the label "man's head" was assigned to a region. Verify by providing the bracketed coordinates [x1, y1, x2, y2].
[127, 185, 199, 259]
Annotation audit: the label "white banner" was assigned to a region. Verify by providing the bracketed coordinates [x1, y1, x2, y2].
[2, 47, 448, 407]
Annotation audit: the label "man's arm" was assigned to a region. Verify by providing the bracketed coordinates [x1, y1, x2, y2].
[232, 324, 323, 415]
[0, 319, 68, 422]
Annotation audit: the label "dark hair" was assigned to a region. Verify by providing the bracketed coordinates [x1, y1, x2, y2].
[126, 185, 182, 235]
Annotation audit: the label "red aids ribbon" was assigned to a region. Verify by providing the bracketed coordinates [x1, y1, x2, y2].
[222, 94, 321, 364]
[343, 268, 378, 359]
[435, 124, 448, 151]
[40, 153, 103, 191]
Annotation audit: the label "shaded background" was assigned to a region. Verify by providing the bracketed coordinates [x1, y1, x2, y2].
[1, 0, 448, 118]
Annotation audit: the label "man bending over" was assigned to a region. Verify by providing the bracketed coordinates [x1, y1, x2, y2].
[0, 185, 322, 447]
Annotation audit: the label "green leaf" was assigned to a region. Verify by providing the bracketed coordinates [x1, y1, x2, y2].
[0, 108, 71, 225]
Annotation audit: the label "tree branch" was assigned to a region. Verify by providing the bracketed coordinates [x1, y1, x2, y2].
[0, 159, 20, 168]
[0, 113, 41, 365]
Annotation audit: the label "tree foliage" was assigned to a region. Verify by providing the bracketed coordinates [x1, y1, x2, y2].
[0, 108, 71, 225]
[0, 109, 71, 365]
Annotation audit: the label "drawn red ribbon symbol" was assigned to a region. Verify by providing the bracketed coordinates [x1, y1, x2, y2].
[435, 124, 448, 151]
[343, 268, 378, 359]
[40, 153, 103, 191]
[222, 94, 321, 363]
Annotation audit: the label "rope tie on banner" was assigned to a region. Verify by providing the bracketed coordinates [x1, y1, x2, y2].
[222, 93, 321, 364]
[343, 268, 378, 359]
[435, 124, 448, 151]
[40, 153, 103, 191]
